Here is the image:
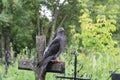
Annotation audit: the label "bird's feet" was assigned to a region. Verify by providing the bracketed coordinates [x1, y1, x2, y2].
[50, 60, 63, 63]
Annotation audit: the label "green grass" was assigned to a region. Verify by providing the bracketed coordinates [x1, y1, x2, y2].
[0, 62, 34, 80]
[0, 64, 62, 80]
[1, 49, 120, 80]
[0, 60, 58, 80]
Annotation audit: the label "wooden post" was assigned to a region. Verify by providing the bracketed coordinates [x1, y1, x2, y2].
[33, 35, 46, 80]
[18, 35, 65, 80]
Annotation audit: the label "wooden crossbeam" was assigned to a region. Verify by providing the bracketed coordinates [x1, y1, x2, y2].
[18, 59, 33, 70]
[18, 59, 65, 73]
[47, 61, 65, 73]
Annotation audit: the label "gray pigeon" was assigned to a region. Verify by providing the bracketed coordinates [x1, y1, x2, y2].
[37, 27, 66, 77]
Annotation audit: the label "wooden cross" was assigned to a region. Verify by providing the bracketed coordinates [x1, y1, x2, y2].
[18, 35, 65, 80]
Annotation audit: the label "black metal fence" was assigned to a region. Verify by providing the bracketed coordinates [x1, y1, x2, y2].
[56, 51, 90, 80]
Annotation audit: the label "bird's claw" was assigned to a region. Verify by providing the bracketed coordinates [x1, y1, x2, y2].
[51, 60, 63, 63]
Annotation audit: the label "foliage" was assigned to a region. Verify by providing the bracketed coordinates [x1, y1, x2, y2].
[1, 0, 120, 80]
[59, 0, 120, 80]
[64, 0, 120, 80]
[80, 10, 117, 54]
[0, 13, 12, 27]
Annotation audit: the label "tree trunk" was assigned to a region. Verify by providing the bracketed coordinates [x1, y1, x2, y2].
[6, 28, 10, 53]
[49, 0, 67, 43]
[0, 2, 2, 13]
[1, 28, 5, 61]
[1, 27, 11, 74]
[0, 1, 2, 58]
[36, 7, 40, 36]
[49, 0, 60, 43]
[6, 28, 11, 74]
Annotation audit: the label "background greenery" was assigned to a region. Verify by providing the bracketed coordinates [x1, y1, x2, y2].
[1, 0, 120, 80]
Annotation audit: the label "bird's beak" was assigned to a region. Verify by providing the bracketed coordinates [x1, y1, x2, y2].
[61, 27, 64, 31]
[57, 27, 64, 31]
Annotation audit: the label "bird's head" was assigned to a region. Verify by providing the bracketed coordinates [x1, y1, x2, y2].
[57, 27, 64, 33]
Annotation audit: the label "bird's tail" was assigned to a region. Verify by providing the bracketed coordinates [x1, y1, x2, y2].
[40, 64, 47, 78]
[37, 59, 44, 67]
[37, 56, 54, 78]
[37, 56, 54, 68]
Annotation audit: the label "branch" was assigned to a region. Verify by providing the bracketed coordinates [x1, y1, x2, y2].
[49, 0, 60, 43]
[58, 14, 67, 27]
[60, 0, 67, 8]
[49, 0, 67, 43]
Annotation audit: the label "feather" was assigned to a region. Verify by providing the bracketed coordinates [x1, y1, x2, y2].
[37, 27, 66, 77]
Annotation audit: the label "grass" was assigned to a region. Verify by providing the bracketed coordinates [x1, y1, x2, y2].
[1, 49, 120, 80]
[76, 52, 120, 80]
[0, 63, 61, 80]
[0, 61, 34, 80]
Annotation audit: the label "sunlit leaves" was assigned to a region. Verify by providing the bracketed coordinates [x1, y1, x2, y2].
[79, 9, 117, 54]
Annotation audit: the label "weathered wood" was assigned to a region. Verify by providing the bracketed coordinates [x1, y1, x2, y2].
[18, 59, 33, 70]
[18, 59, 65, 73]
[47, 61, 65, 73]
[33, 35, 46, 80]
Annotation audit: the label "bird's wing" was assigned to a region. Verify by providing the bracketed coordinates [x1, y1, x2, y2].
[37, 38, 60, 67]
[43, 37, 60, 59]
